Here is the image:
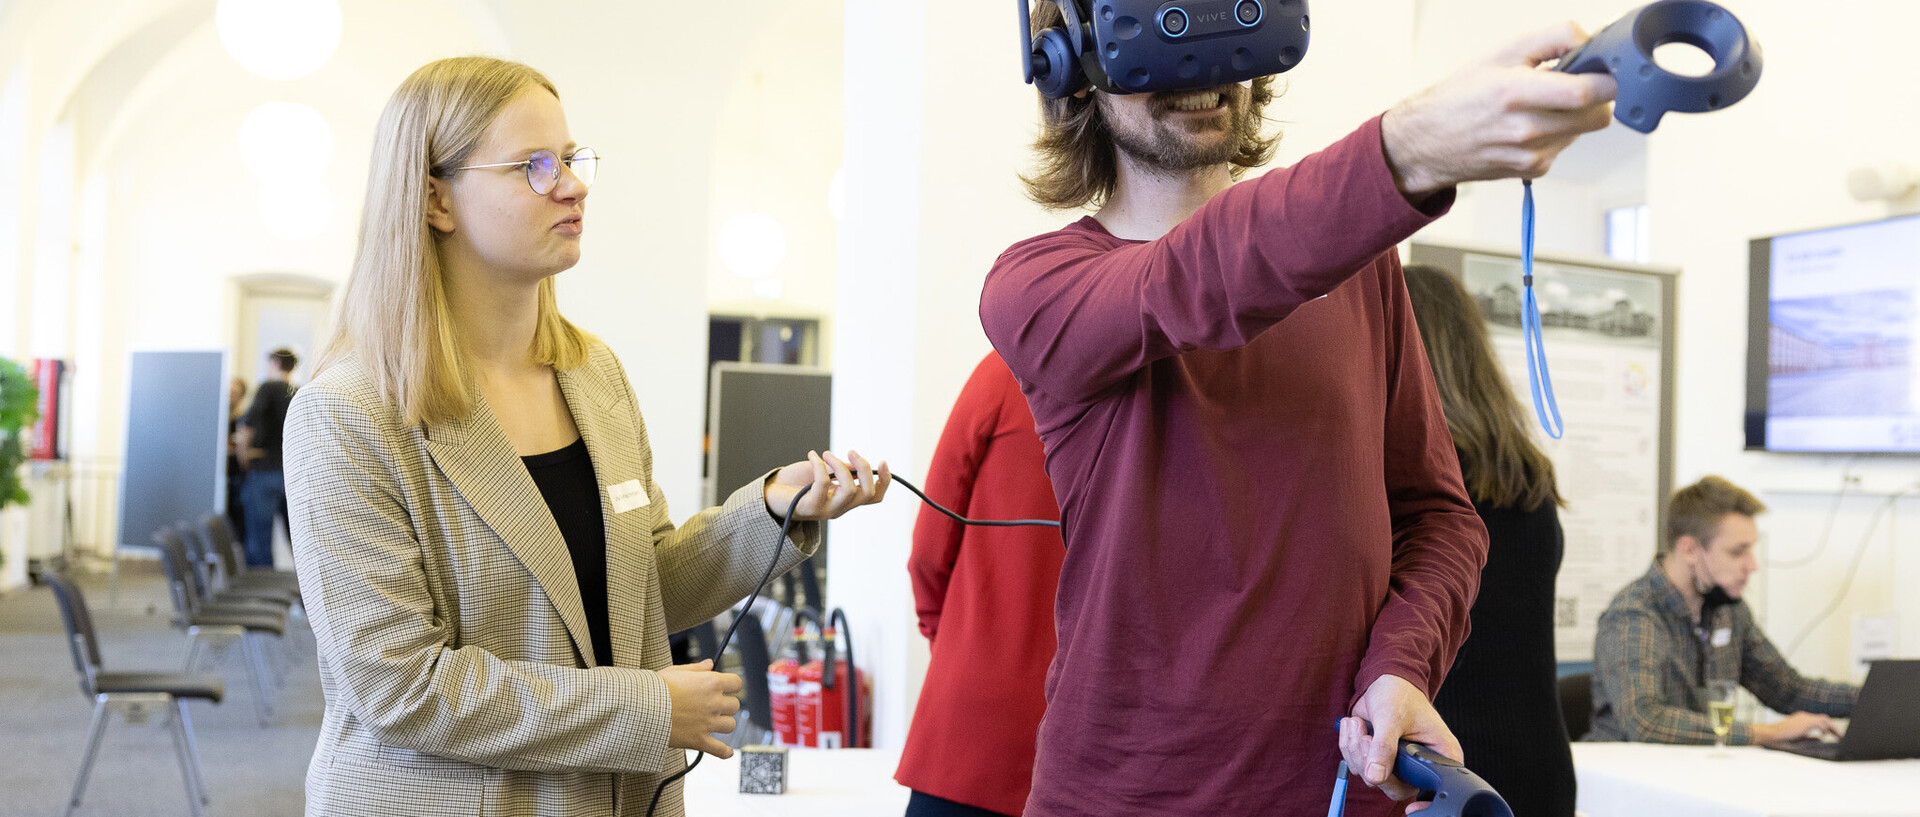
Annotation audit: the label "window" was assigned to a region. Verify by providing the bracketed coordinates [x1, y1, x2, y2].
[1606, 204, 1650, 264]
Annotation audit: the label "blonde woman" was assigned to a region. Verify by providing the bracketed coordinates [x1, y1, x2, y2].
[285, 57, 888, 817]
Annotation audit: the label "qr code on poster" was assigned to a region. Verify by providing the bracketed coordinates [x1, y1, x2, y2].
[1555, 596, 1578, 628]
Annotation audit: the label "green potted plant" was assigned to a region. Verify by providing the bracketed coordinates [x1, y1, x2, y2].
[0, 357, 39, 569]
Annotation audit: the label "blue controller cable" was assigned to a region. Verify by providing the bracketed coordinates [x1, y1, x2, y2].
[1327, 760, 1351, 817]
[1519, 179, 1564, 439]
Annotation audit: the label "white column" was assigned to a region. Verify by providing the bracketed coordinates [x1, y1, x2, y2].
[829, 0, 929, 751]
[829, 0, 1077, 750]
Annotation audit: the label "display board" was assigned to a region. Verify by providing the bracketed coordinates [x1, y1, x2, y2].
[706, 364, 834, 506]
[117, 350, 226, 552]
[1410, 243, 1677, 662]
[706, 363, 834, 601]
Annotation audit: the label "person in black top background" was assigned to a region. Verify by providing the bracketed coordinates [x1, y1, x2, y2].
[239, 347, 298, 567]
[226, 377, 249, 540]
[1405, 264, 1575, 817]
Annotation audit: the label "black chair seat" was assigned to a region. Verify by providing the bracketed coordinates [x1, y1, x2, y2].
[188, 612, 286, 637]
[197, 598, 288, 619]
[1559, 672, 1593, 742]
[211, 587, 297, 609]
[229, 572, 302, 594]
[94, 672, 226, 702]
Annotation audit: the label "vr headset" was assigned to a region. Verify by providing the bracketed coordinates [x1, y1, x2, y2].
[1019, 0, 1312, 98]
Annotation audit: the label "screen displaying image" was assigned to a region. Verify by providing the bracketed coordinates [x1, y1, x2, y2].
[1748, 213, 1920, 452]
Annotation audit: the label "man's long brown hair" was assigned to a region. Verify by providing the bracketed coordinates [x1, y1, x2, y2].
[1019, 2, 1281, 210]
[1404, 264, 1563, 511]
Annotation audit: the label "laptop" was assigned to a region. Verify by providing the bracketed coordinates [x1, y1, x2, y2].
[1768, 659, 1920, 761]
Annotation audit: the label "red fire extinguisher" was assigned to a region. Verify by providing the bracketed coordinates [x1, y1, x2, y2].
[795, 608, 869, 748]
[767, 625, 809, 747]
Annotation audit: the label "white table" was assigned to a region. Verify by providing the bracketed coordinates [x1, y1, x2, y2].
[681, 748, 910, 816]
[1573, 742, 1920, 817]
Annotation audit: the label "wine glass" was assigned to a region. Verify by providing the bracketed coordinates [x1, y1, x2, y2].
[1707, 679, 1738, 757]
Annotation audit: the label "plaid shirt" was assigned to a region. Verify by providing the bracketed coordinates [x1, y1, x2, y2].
[1588, 563, 1856, 745]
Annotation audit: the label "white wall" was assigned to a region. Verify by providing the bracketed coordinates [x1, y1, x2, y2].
[1643, 0, 1920, 679]
[62, 1, 487, 543]
[704, 2, 843, 327]
[0, 69, 25, 359]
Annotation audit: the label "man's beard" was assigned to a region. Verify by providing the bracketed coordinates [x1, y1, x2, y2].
[1102, 85, 1257, 173]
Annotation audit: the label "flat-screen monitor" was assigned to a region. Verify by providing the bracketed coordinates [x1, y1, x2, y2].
[1746, 212, 1920, 453]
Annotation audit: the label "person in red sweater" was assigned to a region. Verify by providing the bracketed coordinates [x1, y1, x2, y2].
[895, 352, 1064, 817]
[978, 8, 1618, 817]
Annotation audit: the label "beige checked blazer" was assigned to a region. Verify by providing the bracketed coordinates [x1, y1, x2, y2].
[285, 343, 817, 817]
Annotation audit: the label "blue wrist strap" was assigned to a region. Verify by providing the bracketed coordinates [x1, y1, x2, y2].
[1520, 180, 1564, 439]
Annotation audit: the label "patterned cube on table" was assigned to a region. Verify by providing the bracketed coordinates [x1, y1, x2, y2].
[739, 745, 788, 795]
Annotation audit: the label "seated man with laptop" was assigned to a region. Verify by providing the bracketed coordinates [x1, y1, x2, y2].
[1588, 476, 1857, 748]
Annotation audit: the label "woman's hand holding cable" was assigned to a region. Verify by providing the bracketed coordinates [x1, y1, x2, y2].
[765, 450, 892, 521]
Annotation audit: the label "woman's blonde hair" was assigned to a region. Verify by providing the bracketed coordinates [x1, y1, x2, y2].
[316, 56, 591, 425]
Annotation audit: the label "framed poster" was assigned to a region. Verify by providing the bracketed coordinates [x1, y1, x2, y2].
[1411, 242, 1678, 662]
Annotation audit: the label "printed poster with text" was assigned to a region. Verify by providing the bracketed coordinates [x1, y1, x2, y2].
[1464, 254, 1664, 662]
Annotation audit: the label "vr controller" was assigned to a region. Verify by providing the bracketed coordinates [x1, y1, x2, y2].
[1332, 721, 1513, 817]
[1388, 740, 1513, 817]
[1555, 0, 1762, 133]
[1019, 0, 1311, 98]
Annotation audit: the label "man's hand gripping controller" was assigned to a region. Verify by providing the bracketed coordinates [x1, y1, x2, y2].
[1329, 720, 1514, 817]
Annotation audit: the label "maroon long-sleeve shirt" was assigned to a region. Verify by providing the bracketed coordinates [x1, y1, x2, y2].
[979, 116, 1490, 817]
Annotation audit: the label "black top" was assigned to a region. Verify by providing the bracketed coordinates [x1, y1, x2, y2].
[1431, 480, 1576, 817]
[522, 437, 611, 667]
[244, 380, 297, 471]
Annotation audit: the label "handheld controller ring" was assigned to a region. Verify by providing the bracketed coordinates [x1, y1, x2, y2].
[1554, 0, 1762, 133]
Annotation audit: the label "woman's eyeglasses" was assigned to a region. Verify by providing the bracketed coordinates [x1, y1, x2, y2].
[449, 147, 598, 195]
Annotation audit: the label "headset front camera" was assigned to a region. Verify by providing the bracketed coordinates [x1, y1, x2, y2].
[1236, 0, 1262, 26]
[1160, 7, 1188, 37]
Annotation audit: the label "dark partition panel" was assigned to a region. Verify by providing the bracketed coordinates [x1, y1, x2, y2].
[706, 363, 833, 506]
[118, 350, 226, 552]
[707, 363, 832, 592]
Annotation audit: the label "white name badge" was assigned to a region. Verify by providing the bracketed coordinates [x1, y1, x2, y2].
[1712, 627, 1732, 647]
[608, 480, 650, 514]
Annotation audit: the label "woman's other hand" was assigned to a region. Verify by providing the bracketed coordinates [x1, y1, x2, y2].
[661, 659, 743, 759]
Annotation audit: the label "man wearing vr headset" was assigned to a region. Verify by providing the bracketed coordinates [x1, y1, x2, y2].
[980, 7, 1617, 816]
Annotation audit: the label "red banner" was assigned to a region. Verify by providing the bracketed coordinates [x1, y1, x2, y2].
[27, 359, 63, 461]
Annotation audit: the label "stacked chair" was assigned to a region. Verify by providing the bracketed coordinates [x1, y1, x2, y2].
[45, 572, 225, 817]
[153, 526, 289, 726]
[198, 514, 303, 604]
